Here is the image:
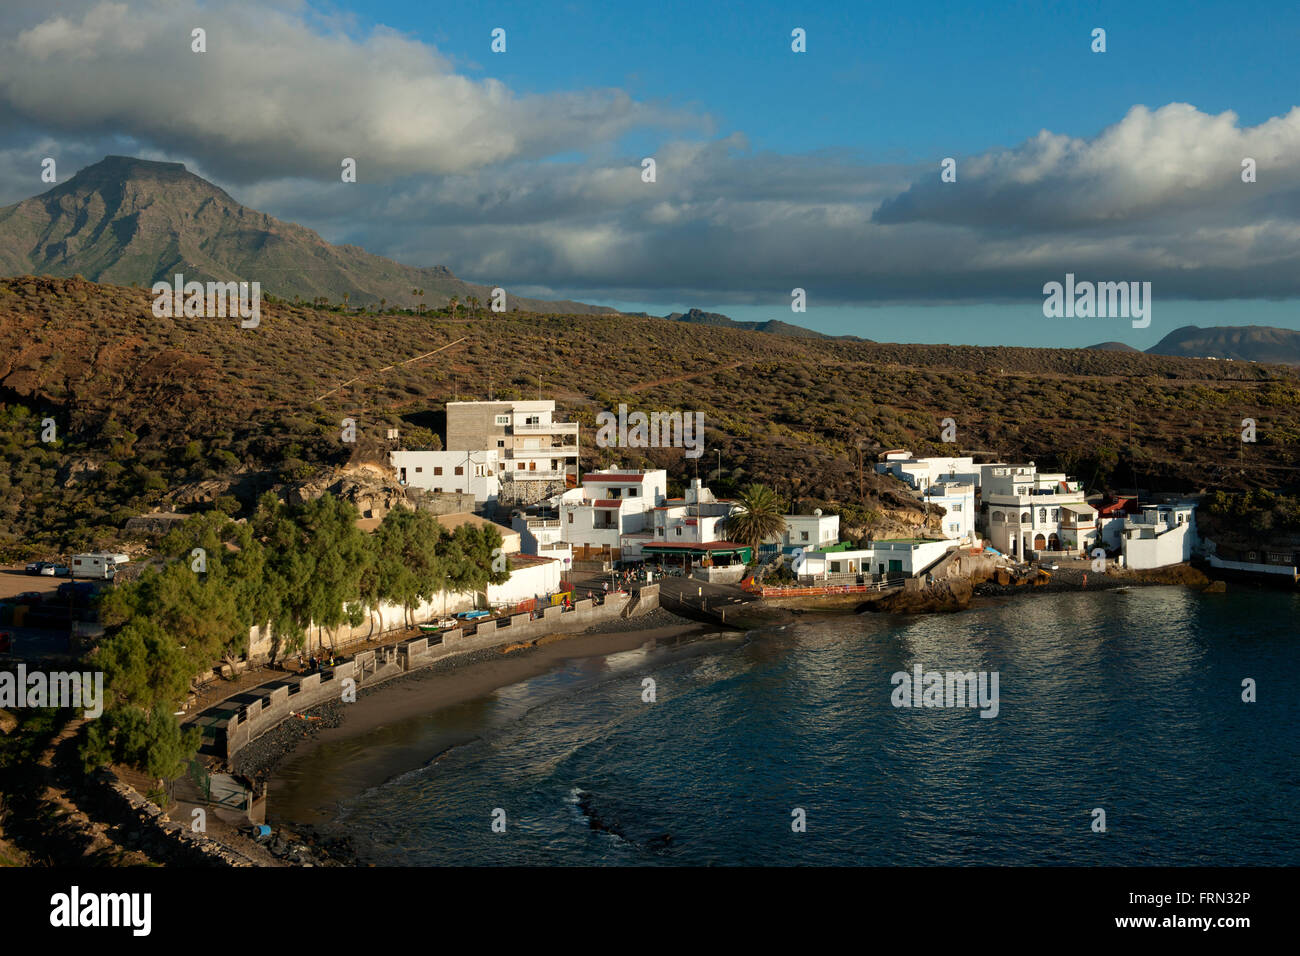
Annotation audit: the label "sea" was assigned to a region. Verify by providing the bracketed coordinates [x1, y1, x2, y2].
[271, 586, 1298, 865]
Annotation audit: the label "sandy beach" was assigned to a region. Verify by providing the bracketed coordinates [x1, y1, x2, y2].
[230, 611, 734, 839]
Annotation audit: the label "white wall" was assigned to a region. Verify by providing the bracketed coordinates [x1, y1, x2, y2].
[392, 449, 499, 502]
[488, 557, 563, 605]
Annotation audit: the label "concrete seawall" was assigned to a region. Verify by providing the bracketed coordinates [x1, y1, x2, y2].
[221, 586, 659, 761]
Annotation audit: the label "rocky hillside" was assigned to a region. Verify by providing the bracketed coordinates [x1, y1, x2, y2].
[3, 275, 1300, 557]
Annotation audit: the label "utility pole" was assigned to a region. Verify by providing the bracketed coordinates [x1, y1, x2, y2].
[858, 443, 863, 504]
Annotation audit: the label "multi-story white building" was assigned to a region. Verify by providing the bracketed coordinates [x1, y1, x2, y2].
[781, 511, 841, 551]
[555, 469, 668, 562]
[876, 452, 976, 492]
[981, 465, 1096, 559]
[446, 400, 580, 505]
[924, 481, 976, 542]
[1121, 503, 1197, 570]
[391, 449, 500, 503]
[641, 479, 750, 568]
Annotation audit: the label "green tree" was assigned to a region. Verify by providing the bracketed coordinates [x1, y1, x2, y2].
[725, 484, 787, 564]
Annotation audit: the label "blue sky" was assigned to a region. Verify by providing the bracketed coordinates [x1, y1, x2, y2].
[1, 0, 1298, 348]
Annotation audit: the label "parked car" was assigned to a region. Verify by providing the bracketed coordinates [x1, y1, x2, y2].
[38, 564, 56, 576]
[26, 561, 54, 575]
[50, 565, 71, 577]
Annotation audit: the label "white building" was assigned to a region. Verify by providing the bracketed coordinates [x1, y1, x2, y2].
[1121, 503, 1197, 570]
[781, 510, 840, 550]
[981, 465, 1096, 559]
[798, 539, 956, 581]
[924, 481, 976, 542]
[876, 453, 976, 492]
[642, 479, 750, 568]
[445, 399, 580, 505]
[649, 478, 733, 545]
[391, 449, 500, 503]
[557, 469, 669, 563]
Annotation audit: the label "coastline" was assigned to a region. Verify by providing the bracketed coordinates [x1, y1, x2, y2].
[185, 567, 1222, 866]
[228, 608, 728, 859]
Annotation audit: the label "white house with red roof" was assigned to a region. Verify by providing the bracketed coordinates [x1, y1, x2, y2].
[641, 478, 751, 569]
[555, 468, 669, 562]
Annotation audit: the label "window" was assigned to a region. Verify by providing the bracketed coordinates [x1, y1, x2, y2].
[801, 531, 809, 541]
[434, 487, 442, 493]
[495, 414, 510, 425]
[952, 503, 962, 513]
[568, 513, 574, 524]
[432, 466, 441, 475]
[607, 488, 622, 498]
[1020, 512, 1030, 524]
[1051, 508, 1058, 521]
[675, 527, 683, 536]
[454, 466, 464, 476]
[415, 466, 423, 473]
[518, 463, 526, 470]
[629, 487, 639, 497]
[1038, 508, 1046, 522]
[525, 415, 540, 426]
[497, 440, 505, 447]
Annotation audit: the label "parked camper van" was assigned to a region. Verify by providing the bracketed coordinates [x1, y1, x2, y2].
[71, 552, 129, 580]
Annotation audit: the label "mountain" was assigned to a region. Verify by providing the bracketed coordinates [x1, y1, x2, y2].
[1145, 325, 1300, 364]
[663, 307, 872, 341]
[0, 156, 615, 314]
[1086, 341, 1141, 352]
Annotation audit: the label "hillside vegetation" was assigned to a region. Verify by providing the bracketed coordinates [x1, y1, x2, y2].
[2, 275, 1300, 557]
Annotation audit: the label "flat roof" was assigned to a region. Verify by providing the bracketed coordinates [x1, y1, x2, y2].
[643, 540, 750, 551]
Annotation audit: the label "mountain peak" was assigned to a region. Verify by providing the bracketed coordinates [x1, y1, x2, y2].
[69, 155, 198, 187]
[0, 155, 618, 315]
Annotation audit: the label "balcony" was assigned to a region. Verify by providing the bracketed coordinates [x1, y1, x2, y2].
[513, 421, 579, 434]
[505, 450, 579, 463]
[502, 469, 570, 481]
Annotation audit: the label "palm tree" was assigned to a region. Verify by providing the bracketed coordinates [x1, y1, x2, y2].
[448, 295, 459, 317]
[725, 483, 787, 564]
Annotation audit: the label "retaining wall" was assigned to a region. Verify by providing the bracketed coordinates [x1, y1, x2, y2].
[223, 589, 656, 760]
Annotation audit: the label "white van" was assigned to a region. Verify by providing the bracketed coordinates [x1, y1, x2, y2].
[71, 553, 129, 579]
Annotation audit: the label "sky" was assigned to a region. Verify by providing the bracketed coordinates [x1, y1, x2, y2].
[1, 0, 1298, 348]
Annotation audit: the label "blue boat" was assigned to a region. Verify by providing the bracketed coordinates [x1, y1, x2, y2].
[456, 609, 491, 620]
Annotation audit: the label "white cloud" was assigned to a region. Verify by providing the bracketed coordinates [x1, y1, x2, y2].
[0, 0, 706, 181]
